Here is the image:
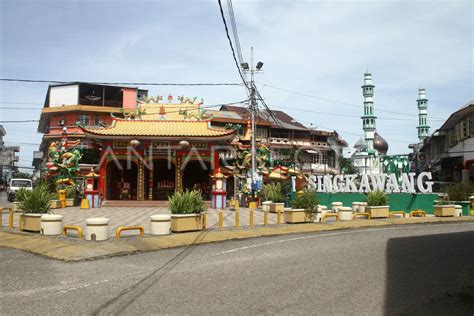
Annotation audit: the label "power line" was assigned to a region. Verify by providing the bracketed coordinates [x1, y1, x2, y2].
[0, 78, 243, 86]
[217, 0, 249, 89]
[0, 120, 38, 123]
[0, 101, 41, 105]
[257, 82, 445, 120]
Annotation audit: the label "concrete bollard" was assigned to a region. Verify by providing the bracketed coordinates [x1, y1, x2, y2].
[338, 207, 353, 221]
[332, 202, 343, 212]
[41, 214, 64, 235]
[85, 217, 109, 241]
[454, 205, 463, 217]
[150, 214, 171, 235]
[358, 202, 367, 213]
[352, 202, 360, 213]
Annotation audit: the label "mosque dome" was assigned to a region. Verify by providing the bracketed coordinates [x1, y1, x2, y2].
[354, 138, 367, 151]
[374, 132, 389, 154]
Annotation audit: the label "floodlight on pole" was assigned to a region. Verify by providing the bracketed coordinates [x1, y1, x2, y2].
[241, 63, 249, 70]
[256, 62, 264, 70]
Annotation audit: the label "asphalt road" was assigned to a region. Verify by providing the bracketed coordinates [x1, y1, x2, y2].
[1, 223, 473, 315]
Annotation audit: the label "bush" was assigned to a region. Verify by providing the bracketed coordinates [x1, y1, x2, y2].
[65, 185, 77, 199]
[366, 190, 388, 206]
[260, 182, 284, 203]
[446, 182, 473, 201]
[291, 190, 318, 210]
[18, 183, 55, 214]
[168, 190, 205, 214]
[15, 188, 29, 203]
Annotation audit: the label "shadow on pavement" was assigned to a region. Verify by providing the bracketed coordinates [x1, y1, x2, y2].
[385, 230, 474, 315]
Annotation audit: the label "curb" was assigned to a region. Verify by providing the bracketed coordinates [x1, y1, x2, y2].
[1, 217, 473, 262]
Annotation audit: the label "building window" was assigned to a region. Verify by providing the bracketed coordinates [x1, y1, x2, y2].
[256, 127, 268, 139]
[78, 113, 90, 126]
[93, 114, 100, 126]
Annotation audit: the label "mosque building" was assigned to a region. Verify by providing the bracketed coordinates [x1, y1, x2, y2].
[351, 72, 389, 174]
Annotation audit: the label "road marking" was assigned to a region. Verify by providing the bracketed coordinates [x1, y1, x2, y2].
[213, 222, 474, 255]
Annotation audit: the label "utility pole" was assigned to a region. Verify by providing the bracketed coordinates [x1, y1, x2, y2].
[250, 47, 257, 194]
[241, 47, 263, 196]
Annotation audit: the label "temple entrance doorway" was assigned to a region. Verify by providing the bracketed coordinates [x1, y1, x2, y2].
[183, 160, 211, 200]
[106, 160, 138, 200]
[145, 159, 176, 200]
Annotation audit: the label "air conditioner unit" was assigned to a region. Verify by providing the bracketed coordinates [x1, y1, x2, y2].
[58, 120, 65, 126]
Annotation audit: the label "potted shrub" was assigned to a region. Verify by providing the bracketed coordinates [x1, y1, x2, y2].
[441, 183, 472, 216]
[365, 190, 389, 218]
[13, 187, 28, 212]
[286, 189, 319, 223]
[434, 194, 455, 217]
[267, 183, 285, 213]
[18, 184, 55, 232]
[65, 185, 77, 207]
[259, 184, 273, 212]
[169, 190, 205, 233]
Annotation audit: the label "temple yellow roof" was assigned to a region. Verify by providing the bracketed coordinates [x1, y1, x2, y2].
[81, 119, 236, 139]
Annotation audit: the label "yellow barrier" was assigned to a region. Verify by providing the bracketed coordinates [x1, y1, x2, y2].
[115, 226, 145, 239]
[390, 211, 406, 218]
[322, 213, 339, 222]
[277, 209, 281, 224]
[264, 211, 268, 226]
[219, 211, 223, 230]
[9, 208, 14, 229]
[410, 210, 426, 217]
[63, 225, 83, 239]
[249, 210, 254, 226]
[248, 201, 257, 210]
[353, 212, 371, 220]
[235, 210, 240, 228]
[202, 212, 207, 230]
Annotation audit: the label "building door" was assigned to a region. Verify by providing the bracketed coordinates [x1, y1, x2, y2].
[105, 160, 138, 200]
[182, 160, 211, 199]
[144, 159, 176, 200]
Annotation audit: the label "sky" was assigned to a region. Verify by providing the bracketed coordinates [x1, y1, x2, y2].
[1, 0, 473, 172]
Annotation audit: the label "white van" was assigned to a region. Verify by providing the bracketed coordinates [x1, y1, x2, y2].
[7, 178, 33, 202]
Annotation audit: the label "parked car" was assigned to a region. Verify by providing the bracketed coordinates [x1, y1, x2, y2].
[6, 178, 33, 202]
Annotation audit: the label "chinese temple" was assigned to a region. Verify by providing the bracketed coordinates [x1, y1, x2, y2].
[80, 95, 236, 201]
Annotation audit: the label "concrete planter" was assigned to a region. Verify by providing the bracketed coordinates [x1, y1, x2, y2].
[434, 205, 455, 217]
[284, 208, 312, 223]
[41, 214, 63, 235]
[66, 198, 75, 207]
[262, 201, 272, 212]
[49, 200, 61, 209]
[85, 217, 109, 241]
[19, 213, 42, 232]
[270, 203, 285, 213]
[366, 206, 389, 218]
[171, 214, 202, 233]
[338, 207, 353, 221]
[150, 214, 171, 235]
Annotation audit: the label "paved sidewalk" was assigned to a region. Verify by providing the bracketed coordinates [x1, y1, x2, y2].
[1, 206, 284, 236]
[0, 215, 472, 261]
